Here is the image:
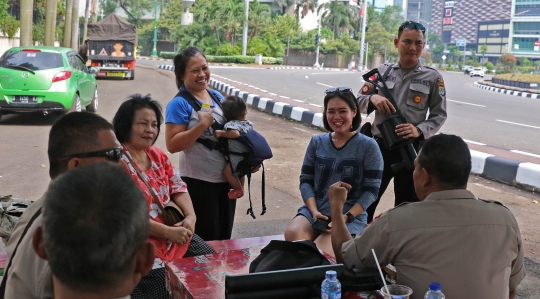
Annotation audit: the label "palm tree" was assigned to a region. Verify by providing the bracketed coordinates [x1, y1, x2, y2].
[196, 0, 224, 46]
[274, 0, 297, 15]
[249, 0, 271, 39]
[320, 1, 353, 39]
[91, 0, 98, 23]
[70, 0, 80, 50]
[294, 0, 317, 19]
[63, 0, 73, 47]
[219, 0, 244, 47]
[44, 0, 58, 46]
[19, 0, 33, 46]
[480, 44, 488, 64]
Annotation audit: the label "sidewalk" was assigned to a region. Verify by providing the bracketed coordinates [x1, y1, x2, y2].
[155, 64, 540, 192]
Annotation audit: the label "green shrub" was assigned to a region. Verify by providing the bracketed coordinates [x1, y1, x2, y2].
[159, 52, 176, 59]
[485, 61, 494, 72]
[446, 66, 455, 71]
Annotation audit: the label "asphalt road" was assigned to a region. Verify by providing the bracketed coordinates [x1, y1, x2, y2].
[0, 63, 539, 297]
[142, 59, 540, 156]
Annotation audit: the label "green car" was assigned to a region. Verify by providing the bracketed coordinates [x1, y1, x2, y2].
[0, 46, 98, 121]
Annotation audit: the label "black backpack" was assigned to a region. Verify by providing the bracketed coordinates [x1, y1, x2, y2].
[176, 89, 273, 218]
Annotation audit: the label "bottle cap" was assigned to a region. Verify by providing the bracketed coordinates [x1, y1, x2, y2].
[429, 282, 441, 291]
[325, 270, 337, 279]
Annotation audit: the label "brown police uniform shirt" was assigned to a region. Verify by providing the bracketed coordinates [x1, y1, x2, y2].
[341, 190, 525, 299]
[5, 196, 129, 299]
[357, 62, 447, 138]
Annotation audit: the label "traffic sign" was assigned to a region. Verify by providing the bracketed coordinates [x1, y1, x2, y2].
[456, 38, 466, 47]
[442, 55, 447, 60]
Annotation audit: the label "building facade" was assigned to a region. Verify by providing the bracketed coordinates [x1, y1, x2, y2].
[431, 0, 512, 52]
[477, 20, 511, 61]
[509, 0, 540, 58]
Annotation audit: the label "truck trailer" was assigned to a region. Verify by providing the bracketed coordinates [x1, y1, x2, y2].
[87, 13, 137, 80]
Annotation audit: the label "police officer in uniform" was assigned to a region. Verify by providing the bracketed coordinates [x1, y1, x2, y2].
[357, 20, 447, 222]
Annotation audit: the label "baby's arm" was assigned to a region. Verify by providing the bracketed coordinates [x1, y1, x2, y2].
[215, 129, 241, 139]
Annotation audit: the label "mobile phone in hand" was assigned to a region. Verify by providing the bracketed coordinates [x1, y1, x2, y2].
[311, 217, 331, 234]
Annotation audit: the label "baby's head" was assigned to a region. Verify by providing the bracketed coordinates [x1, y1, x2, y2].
[222, 96, 247, 121]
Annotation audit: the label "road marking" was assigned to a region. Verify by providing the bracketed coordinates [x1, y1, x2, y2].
[309, 103, 323, 107]
[268, 93, 277, 96]
[464, 139, 486, 146]
[510, 150, 540, 158]
[447, 99, 486, 107]
[280, 96, 290, 99]
[316, 82, 332, 87]
[496, 120, 540, 130]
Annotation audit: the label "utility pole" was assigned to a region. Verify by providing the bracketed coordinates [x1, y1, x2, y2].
[314, 15, 321, 68]
[242, 0, 248, 56]
[358, 0, 368, 71]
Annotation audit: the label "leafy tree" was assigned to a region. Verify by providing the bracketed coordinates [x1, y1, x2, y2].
[364, 20, 394, 57]
[500, 53, 517, 73]
[431, 44, 445, 62]
[1, 15, 19, 38]
[219, 0, 244, 47]
[249, 0, 271, 40]
[0, 0, 10, 26]
[274, 0, 297, 15]
[448, 45, 461, 63]
[518, 57, 531, 67]
[294, 0, 317, 19]
[99, 0, 152, 26]
[485, 61, 494, 72]
[319, 1, 354, 39]
[264, 13, 300, 41]
[480, 44, 488, 64]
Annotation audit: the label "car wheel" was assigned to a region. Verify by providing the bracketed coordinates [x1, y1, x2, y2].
[470, 75, 473, 77]
[68, 94, 82, 113]
[86, 88, 98, 112]
[130, 69, 135, 80]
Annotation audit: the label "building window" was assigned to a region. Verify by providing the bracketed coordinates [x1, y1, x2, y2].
[513, 22, 540, 35]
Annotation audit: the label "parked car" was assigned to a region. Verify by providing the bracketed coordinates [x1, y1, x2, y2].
[0, 46, 99, 121]
[470, 68, 484, 78]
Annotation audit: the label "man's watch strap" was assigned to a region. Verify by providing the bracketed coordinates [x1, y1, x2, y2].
[416, 127, 423, 137]
[345, 211, 355, 223]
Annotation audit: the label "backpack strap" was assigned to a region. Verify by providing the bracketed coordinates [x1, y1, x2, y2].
[0, 207, 43, 298]
[175, 88, 224, 151]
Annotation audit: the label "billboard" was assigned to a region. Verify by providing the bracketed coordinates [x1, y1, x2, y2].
[442, 0, 454, 43]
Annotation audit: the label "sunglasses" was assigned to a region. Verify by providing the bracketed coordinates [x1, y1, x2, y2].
[56, 147, 124, 163]
[325, 87, 352, 95]
[399, 21, 426, 34]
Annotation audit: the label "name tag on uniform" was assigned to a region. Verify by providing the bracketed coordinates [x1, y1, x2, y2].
[411, 79, 430, 87]
[386, 76, 396, 82]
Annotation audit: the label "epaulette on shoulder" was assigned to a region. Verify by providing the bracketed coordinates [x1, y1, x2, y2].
[478, 198, 509, 210]
[423, 65, 440, 73]
[389, 201, 410, 211]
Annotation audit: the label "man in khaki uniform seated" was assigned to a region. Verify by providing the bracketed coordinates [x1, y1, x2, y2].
[329, 134, 525, 299]
[31, 162, 154, 299]
[2, 112, 127, 298]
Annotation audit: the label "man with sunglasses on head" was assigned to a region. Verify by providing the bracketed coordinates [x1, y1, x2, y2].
[357, 20, 447, 222]
[2, 112, 126, 299]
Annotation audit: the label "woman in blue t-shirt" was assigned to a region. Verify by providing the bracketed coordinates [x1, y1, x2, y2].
[284, 87, 383, 256]
[164, 47, 233, 241]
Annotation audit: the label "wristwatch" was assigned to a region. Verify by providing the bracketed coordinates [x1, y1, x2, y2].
[345, 211, 355, 223]
[416, 127, 423, 137]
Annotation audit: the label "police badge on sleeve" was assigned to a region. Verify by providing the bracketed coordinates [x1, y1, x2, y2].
[437, 78, 446, 97]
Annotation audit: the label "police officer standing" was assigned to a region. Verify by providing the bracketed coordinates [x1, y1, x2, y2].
[357, 21, 447, 222]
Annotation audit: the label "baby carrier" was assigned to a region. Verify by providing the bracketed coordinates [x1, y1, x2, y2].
[176, 89, 273, 219]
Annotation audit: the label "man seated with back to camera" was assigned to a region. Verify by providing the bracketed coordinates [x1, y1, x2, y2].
[31, 162, 155, 299]
[329, 134, 525, 299]
[2, 112, 126, 299]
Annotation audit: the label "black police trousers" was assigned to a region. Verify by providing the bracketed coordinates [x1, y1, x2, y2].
[366, 137, 422, 223]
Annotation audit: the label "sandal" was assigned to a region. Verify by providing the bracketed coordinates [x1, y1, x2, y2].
[228, 188, 244, 199]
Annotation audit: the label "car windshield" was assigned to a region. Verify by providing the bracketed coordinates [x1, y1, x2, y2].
[473, 68, 482, 71]
[0, 51, 63, 71]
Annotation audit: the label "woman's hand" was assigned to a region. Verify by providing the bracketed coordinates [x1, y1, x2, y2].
[312, 210, 329, 221]
[197, 109, 215, 129]
[175, 214, 196, 234]
[166, 226, 193, 245]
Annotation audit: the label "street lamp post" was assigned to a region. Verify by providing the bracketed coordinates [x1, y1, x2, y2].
[151, 1, 160, 58]
[242, 0, 248, 56]
[314, 15, 321, 68]
[358, 0, 368, 71]
[416, 18, 431, 49]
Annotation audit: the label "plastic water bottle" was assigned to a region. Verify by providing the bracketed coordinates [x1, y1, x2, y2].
[201, 98, 211, 112]
[424, 282, 445, 299]
[321, 270, 341, 299]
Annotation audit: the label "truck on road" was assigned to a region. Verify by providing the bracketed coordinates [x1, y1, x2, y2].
[87, 13, 137, 80]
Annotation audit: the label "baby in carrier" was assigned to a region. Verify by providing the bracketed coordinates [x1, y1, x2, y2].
[214, 96, 253, 199]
